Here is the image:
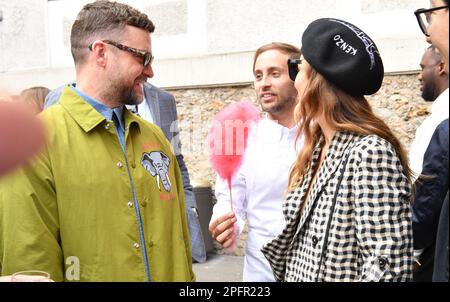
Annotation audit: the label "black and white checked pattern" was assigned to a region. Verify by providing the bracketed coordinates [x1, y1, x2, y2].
[261, 132, 413, 282]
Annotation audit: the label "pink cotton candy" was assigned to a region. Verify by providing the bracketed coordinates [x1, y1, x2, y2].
[208, 101, 260, 190]
[208, 101, 259, 249]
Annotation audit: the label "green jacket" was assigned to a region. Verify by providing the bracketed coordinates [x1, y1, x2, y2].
[0, 87, 194, 281]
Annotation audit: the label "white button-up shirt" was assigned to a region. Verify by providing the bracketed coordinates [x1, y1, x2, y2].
[137, 97, 155, 124]
[409, 88, 449, 180]
[211, 118, 302, 282]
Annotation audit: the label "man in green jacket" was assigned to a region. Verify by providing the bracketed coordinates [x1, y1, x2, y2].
[0, 1, 194, 282]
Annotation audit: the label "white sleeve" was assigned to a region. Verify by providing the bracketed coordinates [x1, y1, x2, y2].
[211, 169, 247, 237]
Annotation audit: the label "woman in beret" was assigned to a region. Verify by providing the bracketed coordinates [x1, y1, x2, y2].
[262, 18, 413, 282]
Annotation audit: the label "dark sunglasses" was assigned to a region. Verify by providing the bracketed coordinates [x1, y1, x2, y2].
[89, 40, 154, 67]
[288, 58, 302, 82]
[414, 5, 449, 36]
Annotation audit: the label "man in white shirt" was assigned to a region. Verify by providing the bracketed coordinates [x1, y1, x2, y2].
[410, 46, 449, 179]
[209, 43, 302, 282]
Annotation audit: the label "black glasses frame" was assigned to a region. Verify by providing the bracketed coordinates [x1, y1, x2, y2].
[89, 40, 154, 67]
[288, 58, 302, 82]
[414, 5, 449, 36]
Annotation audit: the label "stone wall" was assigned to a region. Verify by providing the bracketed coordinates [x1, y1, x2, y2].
[169, 72, 429, 256]
[171, 72, 427, 187]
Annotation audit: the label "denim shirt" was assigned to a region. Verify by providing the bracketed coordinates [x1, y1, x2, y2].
[69, 85, 126, 150]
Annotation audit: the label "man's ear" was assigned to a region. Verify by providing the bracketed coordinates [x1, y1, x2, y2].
[438, 61, 447, 76]
[91, 41, 107, 67]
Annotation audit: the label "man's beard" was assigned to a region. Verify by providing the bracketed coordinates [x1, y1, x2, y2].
[119, 85, 142, 106]
[105, 81, 143, 106]
[421, 82, 439, 102]
[261, 95, 296, 115]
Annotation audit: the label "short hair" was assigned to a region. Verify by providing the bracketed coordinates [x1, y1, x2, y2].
[253, 42, 301, 72]
[70, 0, 155, 66]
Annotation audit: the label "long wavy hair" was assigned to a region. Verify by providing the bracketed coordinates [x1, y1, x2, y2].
[288, 68, 413, 192]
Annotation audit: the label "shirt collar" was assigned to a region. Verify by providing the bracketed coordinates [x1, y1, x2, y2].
[431, 88, 449, 113]
[70, 84, 125, 132]
[58, 85, 140, 134]
[262, 118, 299, 141]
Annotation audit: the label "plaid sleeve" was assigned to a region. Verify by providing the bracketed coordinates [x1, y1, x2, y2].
[352, 138, 413, 282]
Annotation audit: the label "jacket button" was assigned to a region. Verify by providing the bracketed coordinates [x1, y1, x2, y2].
[312, 236, 319, 247]
[105, 122, 111, 130]
[117, 162, 123, 168]
[133, 243, 140, 249]
[379, 257, 388, 269]
[148, 241, 154, 247]
[127, 202, 133, 208]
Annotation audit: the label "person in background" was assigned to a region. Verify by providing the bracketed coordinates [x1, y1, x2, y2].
[412, 119, 449, 282]
[410, 46, 448, 282]
[414, 0, 449, 282]
[20, 86, 50, 115]
[410, 46, 448, 179]
[209, 42, 302, 282]
[415, 0, 449, 72]
[262, 18, 413, 282]
[0, 0, 194, 281]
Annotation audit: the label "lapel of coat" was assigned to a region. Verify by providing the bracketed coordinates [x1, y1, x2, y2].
[293, 132, 357, 234]
[144, 83, 161, 127]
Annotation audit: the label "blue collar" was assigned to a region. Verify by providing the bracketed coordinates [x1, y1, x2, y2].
[69, 84, 125, 132]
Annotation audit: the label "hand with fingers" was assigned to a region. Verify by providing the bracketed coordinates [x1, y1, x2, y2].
[209, 212, 239, 250]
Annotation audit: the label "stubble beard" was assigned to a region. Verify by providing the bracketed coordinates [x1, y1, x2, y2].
[104, 81, 143, 106]
[120, 85, 142, 106]
[261, 94, 296, 115]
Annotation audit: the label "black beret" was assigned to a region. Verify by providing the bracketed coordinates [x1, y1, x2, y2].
[301, 18, 384, 96]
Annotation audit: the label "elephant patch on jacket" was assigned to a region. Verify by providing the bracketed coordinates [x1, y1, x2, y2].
[141, 151, 172, 192]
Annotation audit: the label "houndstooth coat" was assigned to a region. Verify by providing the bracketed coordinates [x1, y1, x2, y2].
[261, 131, 413, 282]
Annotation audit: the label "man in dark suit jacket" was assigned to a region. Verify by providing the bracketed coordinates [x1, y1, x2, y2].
[413, 119, 449, 282]
[434, 192, 449, 282]
[44, 83, 207, 263]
